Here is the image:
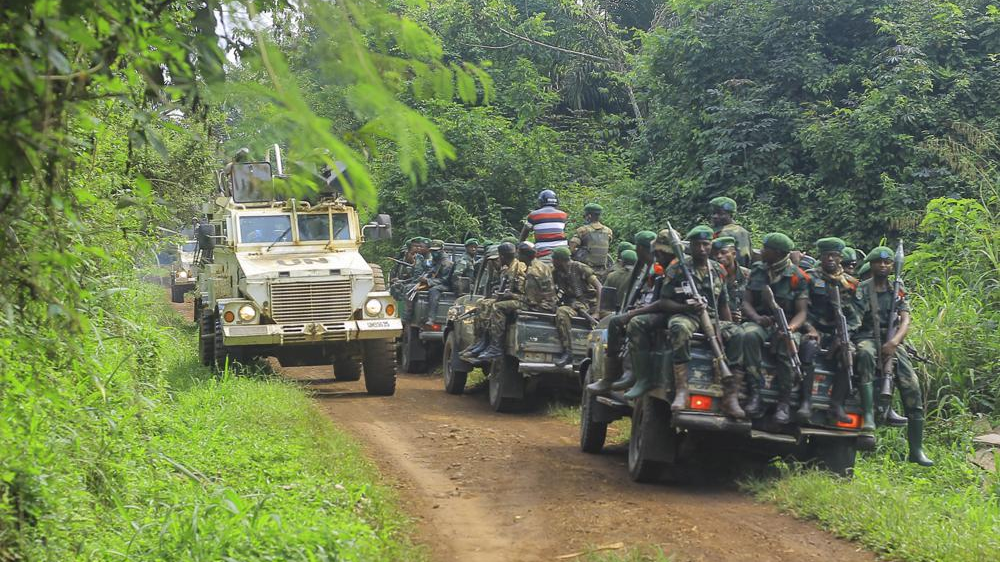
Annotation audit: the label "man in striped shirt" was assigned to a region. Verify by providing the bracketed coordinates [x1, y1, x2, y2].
[519, 189, 568, 260]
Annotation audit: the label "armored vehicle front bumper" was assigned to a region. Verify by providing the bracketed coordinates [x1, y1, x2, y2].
[223, 318, 402, 346]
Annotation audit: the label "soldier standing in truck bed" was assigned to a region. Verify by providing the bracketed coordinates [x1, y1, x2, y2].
[709, 197, 753, 267]
[552, 246, 602, 367]
[569, 203, 613, 280]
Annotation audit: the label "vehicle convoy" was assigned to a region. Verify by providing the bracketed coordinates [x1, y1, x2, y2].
[194, 146, 401, 395]
[442, 249, 591, 412]
[580, 284, 866, 482]
[396, 242, 480, 373]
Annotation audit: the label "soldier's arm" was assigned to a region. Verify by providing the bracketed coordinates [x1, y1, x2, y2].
[742, 290, 769, 326]
[788, 297, 808, 332]
[568, 229, 582, 252]
[587, 274, 602, 294]
[890, 310, 911, 345]
[519, 222, 531, 243]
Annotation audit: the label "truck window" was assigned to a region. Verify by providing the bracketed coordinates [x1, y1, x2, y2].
[297, 213, 351, 242]
[239, 215, 292, 244]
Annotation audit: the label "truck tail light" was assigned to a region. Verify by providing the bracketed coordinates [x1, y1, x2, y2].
[689, 394, 713, 411]
[836, 413, 862, 429]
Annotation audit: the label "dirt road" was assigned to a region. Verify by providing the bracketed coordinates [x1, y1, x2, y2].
[284, 367, 875, 562]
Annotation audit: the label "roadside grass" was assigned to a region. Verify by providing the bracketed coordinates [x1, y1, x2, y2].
[747, 419, 1000, 562]
[548, 403, 632, 445]
[579, 545, 674, 561]
[2, 283, 419, 561]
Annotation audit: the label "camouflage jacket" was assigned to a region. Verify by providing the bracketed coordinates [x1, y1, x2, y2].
[569, 222, 613, 270]
[806, 267, 861, 335]
[661, 257, 729, 321]
[517, 259, 557, 311]
[853, 278, 910, 341]
[554, 260, 599, 309]
[453, 252, 477, 282]
[604, 264, 634, 309]
[746, 260, 810, 318]
[498, 259, 528, 296]
[723, 263, 750, 318]
[713, 222, 753, 267]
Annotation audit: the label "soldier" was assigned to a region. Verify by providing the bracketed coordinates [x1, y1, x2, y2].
[712, 236, 749, 323]
[585, 231, 657, 393]
[391, 237, 429, 316]
[841, 247, 859, 276]
[661, 226, 746, 417]
[568, 203, 614, 280]
[853, 247, 933, 466]
[452, 238, 479, 290]
[805, 237, 863, 425]
[460, 242, 522, 359]
[478, 242, 557, 362]
[604, 249, 637, 309]
[418, 239, 454, 325]
[519, 190, 568, 260]
[552, 246, 602, 367]
[709, 197, 753, 267]
[741, 232, 818, 423]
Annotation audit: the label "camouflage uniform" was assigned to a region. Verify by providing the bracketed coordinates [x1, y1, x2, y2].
[421, 256, 454, 323]
[604, 263, 634, 310]
[853, 279, 922, 413]
[554, 260, 599, 351]
[489, 260, 557, 342]
[473, 259, 525, 339]
[452, 252, 477, 290]
[713, 223, 753, 268]
[661, 257, 743, 365]
[391, 255, 429, 318]
[805, 268, 861, 350]
[722, 263, 750, 322]
[569, 222, 613, 280]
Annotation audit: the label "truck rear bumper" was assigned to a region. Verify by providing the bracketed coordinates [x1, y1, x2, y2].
[223, 318, 402, 346]
[673, 412, 752, 434]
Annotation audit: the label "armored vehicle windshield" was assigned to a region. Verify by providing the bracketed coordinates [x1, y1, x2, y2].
[237, 212, 353, 245]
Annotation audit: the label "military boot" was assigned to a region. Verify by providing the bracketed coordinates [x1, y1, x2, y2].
[827, 371, 852, 425]
[773, 387, 792, 425]
[586, 355, 623, 394]
[721, 370, 746, 419]
[461, 334, 488, 358]
[795, 365, 816, 424]
[554, 349, 572, 368]
[476, 343, 504, 363]
[624, 351, 658, 400]
[885, 407, 908, 427]
[743, 371, 764, 418]
[906, 415, 934, 467]
[610, 367, 636, 391]
[670, 363, 690, 412]
[857, 382, 877, 450]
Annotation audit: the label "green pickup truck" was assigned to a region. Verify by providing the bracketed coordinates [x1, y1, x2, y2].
[580, 289, 866, 481]
[442, 255, 591, 412]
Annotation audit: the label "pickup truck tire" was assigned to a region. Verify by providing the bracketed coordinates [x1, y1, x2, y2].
[443, 331, 468, 395]
[400, 327, 427, 374]
[333, 355, 363, 381]
[198, 309, 215, 367]
[809, 436, 857, 477]
[628, 395, 673, 483]
[489, 354, 525, 412]
[580, 391, 609, 453]
[363, 340, 397, 396]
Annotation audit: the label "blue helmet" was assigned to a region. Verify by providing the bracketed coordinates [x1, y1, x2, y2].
[538, 189, 558, 207]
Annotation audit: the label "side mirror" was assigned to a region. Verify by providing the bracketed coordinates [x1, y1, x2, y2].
[599, 286, 618, 313]
[455, 277, 471, 296]
[363, 214, 393, 240]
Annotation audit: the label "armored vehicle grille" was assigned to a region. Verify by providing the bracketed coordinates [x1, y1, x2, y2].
[270, 280, 354, 324]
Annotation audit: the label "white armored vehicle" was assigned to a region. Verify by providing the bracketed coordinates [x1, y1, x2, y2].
[195, 147, 401, 395]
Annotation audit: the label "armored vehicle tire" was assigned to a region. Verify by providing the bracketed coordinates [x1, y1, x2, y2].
[198, 309, 215, 367]
[488, 354, 525, 413]
[443, 331, 468, 395]
[170, 282, 186, 303]
[363, 340, 397, 396]
[333, 356, 363, 381]
[809, 436, 857, 477]
[193, 297, 202, 322]
[399, 327, 427, 374]
[213, 318, 243, 371]
[580, 391, 609, 453]
[628, 395, 674, 483]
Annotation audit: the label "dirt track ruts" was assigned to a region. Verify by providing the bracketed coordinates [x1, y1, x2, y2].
[283, 366, 876, 562]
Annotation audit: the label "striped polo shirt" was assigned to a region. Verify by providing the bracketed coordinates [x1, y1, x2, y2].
[526, 205, 568, 256]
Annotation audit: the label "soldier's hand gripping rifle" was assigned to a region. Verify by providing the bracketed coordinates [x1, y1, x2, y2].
[761, 284, 805, 382]
[406, 279, 429, 301]
[878, 240, 906, 401]
[828, 280, 855, 394]
[666, 223, 732, 381]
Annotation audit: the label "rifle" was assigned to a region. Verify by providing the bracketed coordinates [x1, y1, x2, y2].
[386, 256, 413, 268]
[828, 279, 855, 394]
[665, 223, 732, 381]
[760, 284, 805, 382]
[879, 240, 906, 401]
[406, 280, 429, 301]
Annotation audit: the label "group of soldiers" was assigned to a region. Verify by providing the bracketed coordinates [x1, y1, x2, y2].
[396, 190, 932, 467]
[389, 237, 479, 326]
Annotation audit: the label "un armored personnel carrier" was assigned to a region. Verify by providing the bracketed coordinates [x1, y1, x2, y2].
[194, 147, 401, 395]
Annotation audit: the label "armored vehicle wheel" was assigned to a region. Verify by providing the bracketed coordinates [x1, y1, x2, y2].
[170, 282, 186, 303]
[193, 297, 202, 322]
[443, 331, 468, 395]
[809, 436, 857, 477]
[198, 310, 215, 366]
[628, 395, 675, 483]
[580, 391, 609, 453]
[488, 354, 525, 413]
[333, 355, 363, 381]
[399, 327, 427, 374]
[213, 318, 237, 371]
[363, 339, 397, 396]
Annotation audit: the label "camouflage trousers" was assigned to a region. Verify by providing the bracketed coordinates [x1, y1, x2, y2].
[471, 298, 495, 338]
[668, 315, 743, 371]
[855, 339, 923, 415]
[555, 302, 592, 350]
[488, 300, 521, 342]
[740, 324, 817, 395]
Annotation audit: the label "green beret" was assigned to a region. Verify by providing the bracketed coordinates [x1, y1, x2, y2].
[762, 232, 794, 253]
[816, 237, 846, 254]
[415, 237, 431, 244]
[857, 262, 871, 276]
[634, 230, 657, 249]
[617, 241, 636, 255]
[584, 203, 604, 214]
[404, 237, 415, 245]
[464, 238, 479, 246]
[429, 239, 445, 250]
[620, 249, 637, 264]
[712, 236, 737, 250]
[841, 247, 858, 262]
[709, 196, 737, 213]
[552, 246, 572, 259]
[866, 246, 894, 263]
[686, 225, 714, 241]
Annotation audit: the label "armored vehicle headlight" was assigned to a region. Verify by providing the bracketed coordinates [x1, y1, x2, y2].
[238, 304, 258, 322]
[364, 298, 383, 316]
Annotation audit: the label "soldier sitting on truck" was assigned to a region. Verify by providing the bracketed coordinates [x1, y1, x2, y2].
[461, 242, 522, 359]
[452, 238, 479, 289]
[660, 225, 746, 418]
[417, 239, 454, 326]
[740, 232, 818, 423]
[604, 249, 637, 310]
[391, 237, 429, 315]
[712, 236, 749, 323]
[551, 246, 602, 367]
[569, 203, 613, 280]
[477, 242, 557, 362]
